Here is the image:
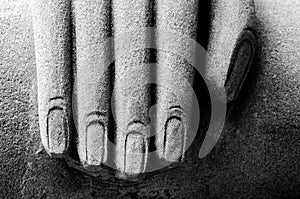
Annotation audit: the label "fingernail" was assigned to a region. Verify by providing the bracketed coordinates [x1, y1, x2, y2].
[48, 109, 68, 156]
[124, 132, 146, 175]
[226, 32, 255, 101]
[163, 118, 184, 162]
[86, 123, 106, 166]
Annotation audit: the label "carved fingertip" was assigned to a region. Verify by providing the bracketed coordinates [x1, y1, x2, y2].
[226, 30, 256, 102]
[47, 108, 68, 157]
[85, 122, 106, 167]
[162, 118, 184, 163]
[124, 132, 147, 176]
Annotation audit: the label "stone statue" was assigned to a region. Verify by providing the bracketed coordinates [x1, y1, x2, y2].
[0, 0, 299, 198]
[30, 0, 256, 178]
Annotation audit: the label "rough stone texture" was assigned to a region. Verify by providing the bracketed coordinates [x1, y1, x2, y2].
[30, 0, 72, 156]
[113, 0, 154, 177]
[206, 0, 256, 102]
[0, 0, 35, 197]
[73, 0, 112, 171]
[156, 0, 199, 165]
[0, 0, 300, 198]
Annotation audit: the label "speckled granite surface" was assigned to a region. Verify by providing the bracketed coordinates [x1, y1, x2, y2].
[0, 0, 299, 198]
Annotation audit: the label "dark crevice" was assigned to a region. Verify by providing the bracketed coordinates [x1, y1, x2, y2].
[196, 0, 212, 50]
[147, 0, 157, 154]
[68, 0, 79, 162]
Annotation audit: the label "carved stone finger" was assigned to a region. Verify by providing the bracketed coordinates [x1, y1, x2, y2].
[73, 0, 113, 171]
[205, 0, 256, 102]
[199, 0, 257, 158]
[113, 0, 153, 178]
[30, 0, 72, 156]
[156, 0, 199, 163]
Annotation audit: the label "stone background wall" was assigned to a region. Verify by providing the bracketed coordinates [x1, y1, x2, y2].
[0, 0, 299, 198]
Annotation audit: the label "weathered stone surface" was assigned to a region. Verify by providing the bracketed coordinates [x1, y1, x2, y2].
[31, 0, 72, 156]
[30, 0, 255, 179]
[206, 0, 256, 102]
[73, 0, 112, 171]
[0, 0, 299, 198]
[155, 0, 199, 165]
[113, 0, 154, 178]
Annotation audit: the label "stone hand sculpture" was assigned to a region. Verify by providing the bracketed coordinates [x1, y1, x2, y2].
[30, 0, 256, 179]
